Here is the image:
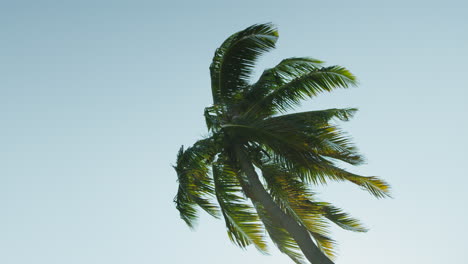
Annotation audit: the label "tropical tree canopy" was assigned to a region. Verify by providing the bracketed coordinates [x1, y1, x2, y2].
[173, 23, 390, 264]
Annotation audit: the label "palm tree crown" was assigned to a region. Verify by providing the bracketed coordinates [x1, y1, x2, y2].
[174, 23, 390, 264]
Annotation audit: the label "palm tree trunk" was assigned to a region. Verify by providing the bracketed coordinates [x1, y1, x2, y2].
[233, 144, 334, 264]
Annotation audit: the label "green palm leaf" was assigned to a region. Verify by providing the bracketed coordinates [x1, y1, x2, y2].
[254, 203, 306, 264]
[223, 121, 390, 197]
[212, 162, 268, 252]
[260, 164, 336, 258]
[315, 202, 368, 232]
[248, 66, 357, 115]
[291, 160, 391, 198]
[256, 109, 363, 165]
[222, 118, 363, 166]
[244, 57, 324, 109]
[173, 139, 220, 228]
[210, 23, 278, 104]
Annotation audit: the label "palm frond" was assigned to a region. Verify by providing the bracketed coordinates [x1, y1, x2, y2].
[275, 154, 391, 198]
[301, 163, 390, 198]
[309, 231, 336, 259]
[174, 185, 198, 229]
[212, 162, 268, 252]
[209, 23, 278, 104]
[260, 109, 362, 164]
[315, 202, 368, 232]
[173, 139, 220, 227]
[204, 105, 226, 132]
[260, 162, 372, 255]
[244, 57, 324, 108]
[343, 174, 391, 198]
[307, 124, 364, 165]
[260, 164, 337, 258]
[272, 108, 358, 123]
[225, 122, 388, 199]
[254, 202, 306, 264]
[221, 122, 311, 158]
[246, 66, 357, 116]
[222, 117, 364, 167]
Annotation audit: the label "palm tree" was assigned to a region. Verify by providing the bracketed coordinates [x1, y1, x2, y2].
[173, 23, 390, 264]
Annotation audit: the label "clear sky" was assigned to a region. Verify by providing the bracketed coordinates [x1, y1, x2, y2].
[1, 1, 467, 263]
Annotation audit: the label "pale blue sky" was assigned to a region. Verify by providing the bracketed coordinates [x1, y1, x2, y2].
[1, 1, 467, 263]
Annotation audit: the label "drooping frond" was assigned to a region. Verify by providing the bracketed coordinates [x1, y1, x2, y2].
[259, 163, 370, 255]
[174, 182, 198, 229]
[340, 173, 391, 199]
[204, 105, 225, 132]
[233, 118, 367, 173]
[223, 120, 389, 198]
[212, 162, 268, 252]
[173, 138, 220, 228]
[276, 154, 391, 199]
[314, 202, 368, 232]
[246, 66, 357, 116]
[222, 116, 364, 166]
[210, 23, 278, 104]
[254, 202, 306, 264]
[260, 164, 336, 258]
[258, 109, 363, 164]
[304, 124, 364, 165]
